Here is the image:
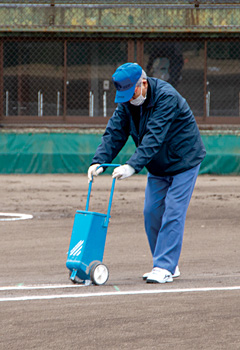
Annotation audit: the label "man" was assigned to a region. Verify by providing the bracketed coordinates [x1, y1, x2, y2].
[88, 62, 206, 284]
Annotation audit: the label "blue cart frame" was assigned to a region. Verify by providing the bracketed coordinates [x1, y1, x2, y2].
[66, 163, 121, 285]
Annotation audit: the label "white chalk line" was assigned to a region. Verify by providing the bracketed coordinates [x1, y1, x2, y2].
[0, 284, 86, 291]
[0, 212, 33, 221]
[0, 285, 240, 302]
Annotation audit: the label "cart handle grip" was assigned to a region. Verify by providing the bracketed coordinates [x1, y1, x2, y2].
[86, 164, 121, 226]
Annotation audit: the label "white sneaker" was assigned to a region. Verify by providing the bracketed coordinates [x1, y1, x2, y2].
[173, 265, 180, 278]
[143, 265, 180, 281]
[146, 267, 173, 284]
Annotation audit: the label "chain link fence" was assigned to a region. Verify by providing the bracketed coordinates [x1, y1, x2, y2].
[3, 39, 128, 119]
[1, 1, 240, 126]
[144, 39, 240, 118]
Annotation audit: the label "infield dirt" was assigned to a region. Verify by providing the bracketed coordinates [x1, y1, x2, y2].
[0, 174, 240, 349]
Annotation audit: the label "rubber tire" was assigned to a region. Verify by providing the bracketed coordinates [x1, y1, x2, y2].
[90, 263, 109, 285]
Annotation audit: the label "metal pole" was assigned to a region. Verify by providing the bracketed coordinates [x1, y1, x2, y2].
[204, 40, 208, 120]
[239, 92, 240, 117]
[89, 91, 94, 117]
[6, 91, 8, 116]
[57, 91, 60, 116]
[0, 39, 3, 119]
[40, 93, 43, 117]
[92, 93, 94, 117]
[89, 91, 92, 117]
[103, 91, 107, 117]
[38, 91, 40, 116]
[63, 39, 67, 120]
[206, 91, 210, 117]
[38, 91, 43, 117]
[90, 43, 99, 116]
[17, 47, 22, 116]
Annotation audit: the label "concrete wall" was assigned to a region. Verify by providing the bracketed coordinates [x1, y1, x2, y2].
[0, 2, 240, 33]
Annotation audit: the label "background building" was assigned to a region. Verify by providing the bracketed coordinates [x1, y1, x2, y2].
[0, 0, 240, 127]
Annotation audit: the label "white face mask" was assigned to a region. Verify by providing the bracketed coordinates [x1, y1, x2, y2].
[130, 84, 146, 106]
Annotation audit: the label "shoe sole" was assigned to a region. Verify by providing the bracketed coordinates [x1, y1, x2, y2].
[146, 277, 173, 284]
[143, 272, 180, 281]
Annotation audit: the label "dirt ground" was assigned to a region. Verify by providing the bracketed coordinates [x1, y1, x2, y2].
[0, 174, 240, 350]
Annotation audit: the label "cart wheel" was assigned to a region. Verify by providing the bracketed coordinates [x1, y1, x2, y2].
[90, 263, 109, 285]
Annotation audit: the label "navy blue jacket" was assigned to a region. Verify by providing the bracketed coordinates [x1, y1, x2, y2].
[91, 78, 206, 176]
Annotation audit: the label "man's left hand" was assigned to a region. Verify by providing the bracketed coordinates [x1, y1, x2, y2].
[112, 164, 135, 180]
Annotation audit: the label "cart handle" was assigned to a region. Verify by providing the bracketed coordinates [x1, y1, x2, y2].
[86, 164, 121, 226]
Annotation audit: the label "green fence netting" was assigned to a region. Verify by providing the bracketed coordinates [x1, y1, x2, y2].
[0, 132, 239, 174]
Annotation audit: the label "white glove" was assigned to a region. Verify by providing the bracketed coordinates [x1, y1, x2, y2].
[112, 164, 135, 180]
[88, 164, 103, 183]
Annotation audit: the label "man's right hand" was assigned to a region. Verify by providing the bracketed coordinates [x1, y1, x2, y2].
[87, 164, 104, 183]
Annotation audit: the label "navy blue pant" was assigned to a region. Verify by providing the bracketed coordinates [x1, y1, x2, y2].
[143, 164, 200, 274]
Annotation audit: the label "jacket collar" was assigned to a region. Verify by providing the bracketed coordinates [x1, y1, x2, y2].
[145, 78, 155, 108]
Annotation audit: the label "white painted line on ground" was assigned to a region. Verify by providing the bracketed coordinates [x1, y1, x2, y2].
[0, 285, 240, 302]
[0, 212, 33, 221]
[0, 284, 86, 291]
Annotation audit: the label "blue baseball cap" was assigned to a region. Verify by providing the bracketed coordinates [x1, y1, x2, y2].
[112, 63, 142, 103]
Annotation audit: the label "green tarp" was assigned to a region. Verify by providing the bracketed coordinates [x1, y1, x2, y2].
[0, 132, 239, 174]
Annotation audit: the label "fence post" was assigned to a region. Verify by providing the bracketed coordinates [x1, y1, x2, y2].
[0, 39, 3, 119]
[6, 91, 9, 117]
[204, 40, 208, 121]
[63, 39, 67, 121]
[137, 39, 144, 68]
[57, 91, 60, 116]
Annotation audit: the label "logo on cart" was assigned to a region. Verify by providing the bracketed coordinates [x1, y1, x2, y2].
[70, 240, 84, 257]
